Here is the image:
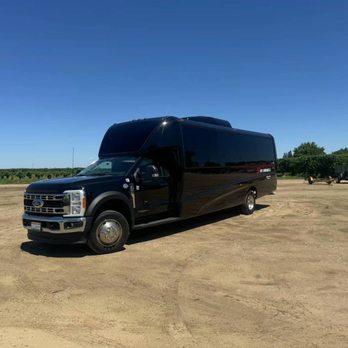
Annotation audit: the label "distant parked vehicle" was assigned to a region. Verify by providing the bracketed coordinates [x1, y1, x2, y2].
[307, 176, 334, 185]
[334, 164, 348, 183]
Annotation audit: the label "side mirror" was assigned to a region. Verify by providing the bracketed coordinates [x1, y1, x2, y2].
[144, 165, 160, 179]
[135, 165, 160, 182]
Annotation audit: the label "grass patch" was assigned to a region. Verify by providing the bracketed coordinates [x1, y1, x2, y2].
[277, 175, 304, 180]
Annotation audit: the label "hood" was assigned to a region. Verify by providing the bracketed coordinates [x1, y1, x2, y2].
[26, 175, 125, 193]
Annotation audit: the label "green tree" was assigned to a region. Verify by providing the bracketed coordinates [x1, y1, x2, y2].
[283, 151, 293, 159]
[293, 142, 325, 157]
[332, 147, 348, 155]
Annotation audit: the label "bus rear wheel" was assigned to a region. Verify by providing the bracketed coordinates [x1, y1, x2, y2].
[241, 191, 256, 215]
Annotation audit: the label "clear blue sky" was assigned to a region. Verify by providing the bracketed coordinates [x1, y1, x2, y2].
[0, 0, 347, 168]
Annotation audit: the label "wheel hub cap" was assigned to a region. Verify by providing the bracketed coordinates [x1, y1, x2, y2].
[97, 220, 122, 245]
[247, 195, 255, 210]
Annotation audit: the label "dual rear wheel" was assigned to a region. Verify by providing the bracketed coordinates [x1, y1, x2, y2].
[240, 190, 256, 215]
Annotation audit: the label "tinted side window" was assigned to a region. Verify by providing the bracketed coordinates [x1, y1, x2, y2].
[182, 123, 275, 167]
[182, 124, 220, 167]
[219, 132, 275, 165]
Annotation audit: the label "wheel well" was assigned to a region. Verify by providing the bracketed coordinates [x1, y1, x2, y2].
[94, 200, 132, 226]
[249, 186, 257, 198]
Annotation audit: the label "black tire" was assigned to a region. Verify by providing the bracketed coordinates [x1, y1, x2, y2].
[336, 177, 341, 184]
[240, 190, 256, 215]
[308, 176, 314, 184]
[87, 210, 129, 254]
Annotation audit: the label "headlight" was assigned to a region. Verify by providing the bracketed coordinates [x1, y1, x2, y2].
[63, 189, 86, 217]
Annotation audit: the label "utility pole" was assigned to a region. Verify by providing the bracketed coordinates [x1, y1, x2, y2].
[72, 147, 75, 169]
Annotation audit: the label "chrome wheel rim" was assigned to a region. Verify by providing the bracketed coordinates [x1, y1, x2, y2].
[96, 219, 122, 245]
[247, 194, 255, 210]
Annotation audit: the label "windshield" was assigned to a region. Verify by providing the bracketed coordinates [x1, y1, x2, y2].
[77, 157, 136, 176]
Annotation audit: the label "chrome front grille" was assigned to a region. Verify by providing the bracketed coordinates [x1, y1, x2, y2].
[24, 193, 68, 215]
[24, 206, 65, 214]
[24, 193, 64, 201]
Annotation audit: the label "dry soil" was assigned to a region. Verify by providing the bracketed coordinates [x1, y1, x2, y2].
[0, 180, 347, 347]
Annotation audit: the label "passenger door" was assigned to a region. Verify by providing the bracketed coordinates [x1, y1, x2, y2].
[133, 158, 170, 219]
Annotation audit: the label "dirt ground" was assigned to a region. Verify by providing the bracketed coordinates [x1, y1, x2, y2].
[0, 180, 348, 348]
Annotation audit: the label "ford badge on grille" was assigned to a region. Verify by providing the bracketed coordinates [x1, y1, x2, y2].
[32, 199, 44, 208]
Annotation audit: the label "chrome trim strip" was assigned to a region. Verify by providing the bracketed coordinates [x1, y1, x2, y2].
[22, 213, 86, 234]
[129, 183, 136, 208]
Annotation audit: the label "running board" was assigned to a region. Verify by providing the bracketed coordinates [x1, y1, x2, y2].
[133, 217, 181, 230]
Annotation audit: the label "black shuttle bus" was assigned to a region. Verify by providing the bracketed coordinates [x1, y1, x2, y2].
[23, 116, 277, 254]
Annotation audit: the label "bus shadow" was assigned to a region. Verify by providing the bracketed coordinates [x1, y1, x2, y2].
[127, 204, 269, 245]
[20, 241, 96, 258]
[20, 204, 269, 256]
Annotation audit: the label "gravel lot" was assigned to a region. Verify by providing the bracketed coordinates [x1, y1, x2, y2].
[0, 180, 347, 347]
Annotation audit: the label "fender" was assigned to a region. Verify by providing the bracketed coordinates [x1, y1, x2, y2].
[86, 191, 134, 226]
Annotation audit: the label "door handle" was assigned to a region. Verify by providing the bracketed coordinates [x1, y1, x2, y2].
[158, 183, 168, 187]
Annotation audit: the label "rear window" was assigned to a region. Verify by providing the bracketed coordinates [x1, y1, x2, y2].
[99, 121, 159, 156]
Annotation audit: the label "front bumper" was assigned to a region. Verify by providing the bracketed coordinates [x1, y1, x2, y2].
[22, 213, 87, 234]
[22, 213, 92, 244]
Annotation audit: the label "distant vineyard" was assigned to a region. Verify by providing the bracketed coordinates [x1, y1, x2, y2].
[0, 168, 82, 184]
[2, 153, 348, 184]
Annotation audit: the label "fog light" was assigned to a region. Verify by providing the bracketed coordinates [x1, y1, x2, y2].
[64, 221, 83, 230]
[47, 222, 60, 230]
[71, 206, 81, 215]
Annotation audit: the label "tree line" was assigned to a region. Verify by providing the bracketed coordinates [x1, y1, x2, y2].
[0, 168, 82, 184]
[278, 143, 348, 177]
[0, 143, 347, 183]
